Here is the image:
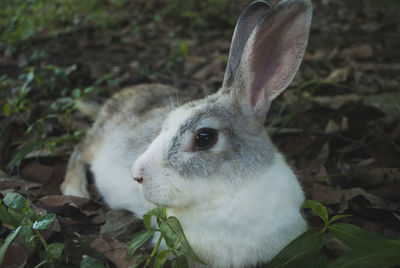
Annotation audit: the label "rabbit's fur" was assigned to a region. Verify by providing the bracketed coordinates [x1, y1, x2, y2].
[61, 0, 313, 267]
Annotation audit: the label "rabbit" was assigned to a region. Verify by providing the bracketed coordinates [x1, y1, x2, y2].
[61, 0, 313, 267]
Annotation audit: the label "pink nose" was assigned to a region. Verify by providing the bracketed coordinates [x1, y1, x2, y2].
[134, 177, 144, 184]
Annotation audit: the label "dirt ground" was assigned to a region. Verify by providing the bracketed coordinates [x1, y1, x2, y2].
[0, 0, 399, 267]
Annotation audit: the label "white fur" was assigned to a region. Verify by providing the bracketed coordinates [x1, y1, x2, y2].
[92, 125, 154, 216]
[169, 153, 307, 267]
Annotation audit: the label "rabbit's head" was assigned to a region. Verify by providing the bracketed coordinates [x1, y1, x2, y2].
[131, 0, 312, 208]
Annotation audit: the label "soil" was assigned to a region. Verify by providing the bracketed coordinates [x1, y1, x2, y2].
[0, 0, 399, 267]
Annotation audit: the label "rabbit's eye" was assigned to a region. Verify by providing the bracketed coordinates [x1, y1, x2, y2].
[193, 128, 218, 150]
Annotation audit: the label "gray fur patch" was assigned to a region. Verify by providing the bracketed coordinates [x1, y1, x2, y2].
[164, 96, 274, 180]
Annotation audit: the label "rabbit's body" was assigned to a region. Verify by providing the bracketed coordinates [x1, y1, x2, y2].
[62, 0, 313, 267]
[62, 84, 178, 213]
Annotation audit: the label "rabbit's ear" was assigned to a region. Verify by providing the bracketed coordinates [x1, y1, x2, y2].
[232, 0, 312, 121]
[222, 1, 270, 90]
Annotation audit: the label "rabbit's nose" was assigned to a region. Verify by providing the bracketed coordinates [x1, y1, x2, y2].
[131, 161, 146, 184]
[134, 177, 144, 184]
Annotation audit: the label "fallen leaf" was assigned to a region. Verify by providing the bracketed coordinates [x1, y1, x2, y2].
[311, 94, 361, 110]
[352, 167, 400, 187]
[100, 210, 143, 243]
[304, 142, 330, 181]
[21, 162, 65, 183]
[325, 67, 352, 83]
[40, 195, 91, 208]
[91, 234, 139, 268]
[324, 119, 341, 134]
[311, 184, 344, 205]
[0, 177, 41, 191]
[0, 237, 30, 268]
[339, 44, 373, 60]
[192, 59, 223, 80]
[363, 92, 400, 117]
[338, 188, 399, 214]
[367, 184, 400, 202]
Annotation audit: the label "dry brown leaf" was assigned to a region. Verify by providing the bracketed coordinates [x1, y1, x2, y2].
[304, 142, 330, 181]
[339, 44, 373, 60]
[324, 119, 341, 134]
[367, 184, 400, 202]
[280, 136, 319, 158]
[311, 94, 361, 110]
[40, 195, 91, 208]
[192, 59, 223, 80]
[352, 167, 400, 187]
[338, 188, 399, 213]
[0, 178, 41, 191]
[325, 67, 352, 83]
[100, 210, 143, 242]
[0, 238, 30, 268]
[311, 184, 344, 205]
[312, 184, 400, 215]
[91, 234, 139, 268]
[21, 162, 65, 183]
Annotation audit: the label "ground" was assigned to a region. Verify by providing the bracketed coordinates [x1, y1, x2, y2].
[0, 0, 399, 267]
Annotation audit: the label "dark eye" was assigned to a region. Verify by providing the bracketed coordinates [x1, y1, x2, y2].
[193, 128, 218, 151]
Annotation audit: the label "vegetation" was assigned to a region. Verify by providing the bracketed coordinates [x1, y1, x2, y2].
[2, 193, 400, 267]
[1, 0, 399, 267]
[0, 193, 64, 268]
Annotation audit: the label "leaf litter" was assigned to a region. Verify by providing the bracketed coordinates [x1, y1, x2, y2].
[0, 0, 400, 267]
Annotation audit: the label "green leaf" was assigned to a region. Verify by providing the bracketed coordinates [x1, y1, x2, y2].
[328, 223, 398, 252]
[23, 205, 37, 222]
[328, 223, 400, 267]
[0, 226, 22, 264]
[303, 200, 329, 226]
[145, 207, 165, 218]
[127, 229, 157, 257]
[3, 193, 27, 210]
[46, 242, 64, 260]
[19, 225, 36, 248]
[159, 216, 205, 265]
[33, 260, 48, 268]
[171, 255, 189, 268]
[130, 255, 149, 268]
[7, 140, 47, 170]
[80, 255, 105, 268]
[143, 207, 167, 229]
[311, 253, 328, 268]
[328, 214, 351, 224]
[154, 249, 171, 268]
[328, 250, 399, 268]
[143, 214, 152, 230]
[33, 214, 56, 230]
[268, 229, 326, 268]
[143, 207, 164, 230]
[0, 201, 22, 227]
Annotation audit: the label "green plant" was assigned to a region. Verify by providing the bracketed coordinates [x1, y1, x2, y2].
[0, 193, 63, 268]
[127, 207, 205, 268]
[128, 200, 400, 268]
[1, 64, 115, 171]
[267, 200, 400, 268]
[7, 131, 82, 170]
[0, 0, 112, 48]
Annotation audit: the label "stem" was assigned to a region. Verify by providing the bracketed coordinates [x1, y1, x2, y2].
[34, 229, 55, 268]
[144, 233, 163, 268]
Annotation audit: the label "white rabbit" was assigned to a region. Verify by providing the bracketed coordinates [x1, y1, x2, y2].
[61, 0, 313, 267]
